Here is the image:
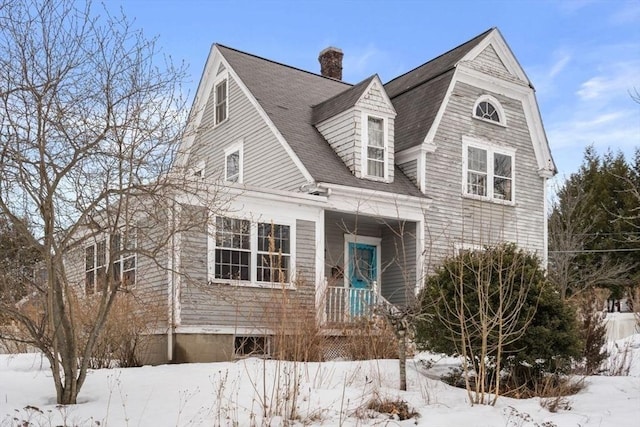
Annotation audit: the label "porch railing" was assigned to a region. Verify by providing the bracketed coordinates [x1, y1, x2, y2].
[324, 282, 379, 324]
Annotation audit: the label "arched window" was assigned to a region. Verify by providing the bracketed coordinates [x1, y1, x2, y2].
[476, 101, 499, 121]
[473, 95, 505, 125]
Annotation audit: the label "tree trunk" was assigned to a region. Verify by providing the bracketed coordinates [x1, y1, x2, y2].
[398, 330, 407, 391]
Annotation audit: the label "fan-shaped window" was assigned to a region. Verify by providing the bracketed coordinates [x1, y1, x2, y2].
[473, 95, 505, 126]
[476, 101, 499, 122]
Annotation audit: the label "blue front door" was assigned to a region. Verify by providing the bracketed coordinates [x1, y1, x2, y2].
[347, 242, 377, 316]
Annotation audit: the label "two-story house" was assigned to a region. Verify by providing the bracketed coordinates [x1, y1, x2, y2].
[88, 28, 555, 364]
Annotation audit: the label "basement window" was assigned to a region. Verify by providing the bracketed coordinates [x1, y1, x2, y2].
[234, 336, 270, 357]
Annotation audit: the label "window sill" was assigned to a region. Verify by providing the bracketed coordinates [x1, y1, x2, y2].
[213, 117, 229, 128]
[362, 175, 390, 183]
[472, 116, 507, 128]
[208, 279, 296, 290]
[462, 193, 515, 206]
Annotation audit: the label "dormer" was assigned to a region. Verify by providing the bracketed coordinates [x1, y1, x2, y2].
[313, 74, 396, 183]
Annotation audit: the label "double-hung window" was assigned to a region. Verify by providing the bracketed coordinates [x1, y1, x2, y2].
[365, 116, 385, 179]
[85, 231, 137, 294]
[214, 217, 251, 281]
[257, 223, 290, 283]
[113, 232, 137, 288]
[85, 239, 106, 294]
[215, 78, 228, 125]
[463, 138, 514, 202]
[213, 217, 292, 284]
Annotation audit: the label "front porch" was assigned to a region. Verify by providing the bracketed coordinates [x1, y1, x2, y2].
[318, 211, 420, 326]
[324, 282, 380, 324]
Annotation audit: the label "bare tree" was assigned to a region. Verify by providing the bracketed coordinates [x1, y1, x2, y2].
[0, 0, 212, 404]
[548, 183, 635, 300]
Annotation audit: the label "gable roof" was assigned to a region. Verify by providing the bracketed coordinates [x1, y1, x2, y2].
[311, 74, 376, 125]
[217, 45, 425, 197]
[385, 28, 493, 98]
[383, 28, 494, 153]
[392, 69, 455, 153]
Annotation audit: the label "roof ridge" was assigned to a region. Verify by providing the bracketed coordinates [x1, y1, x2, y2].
[384, 27, 494, 88]
[311, 74, 377, 108]
[216, 43, 353, 87]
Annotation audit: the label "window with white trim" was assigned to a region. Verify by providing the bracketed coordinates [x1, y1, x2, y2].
[113, 232, 137, 288]
[473, 95, 505, 125]
[193, 160, 205, 179]
[224, 142, 243, 183]
[365, 116, 386, 178]
[257, 223, 290, 283]
[85, 231, 137, 294]
[85, 239, 106, 294]
[463, 139, 514, 202]
[213, 217, 291, 284]
[215, 78, 228, 124]
[214, 217, 251, 280]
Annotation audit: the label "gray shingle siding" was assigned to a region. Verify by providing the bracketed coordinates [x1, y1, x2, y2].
[423, 80, 545, 273]
[178, 215, 317, 329]
[463, 45, 526, 86]
[398, 159, 418, 186]
[381, 221, 417, 306]
[188, 75, 307, 191]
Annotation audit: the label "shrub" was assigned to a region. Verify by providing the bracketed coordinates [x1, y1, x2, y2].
[571, 288, 608, 374]
[415, 243, 582, 397]
[74, 290, 164, 368]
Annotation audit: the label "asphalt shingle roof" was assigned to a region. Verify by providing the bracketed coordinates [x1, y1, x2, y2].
[311, 75, 377, 125]
[217, 45, 425, 198]
[384, 28, 492, 152]
[213, 29, 496, 198]
[385, 28, 492, 98]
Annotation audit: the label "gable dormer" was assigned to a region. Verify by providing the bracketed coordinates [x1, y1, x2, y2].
[313, 75, 396, 183]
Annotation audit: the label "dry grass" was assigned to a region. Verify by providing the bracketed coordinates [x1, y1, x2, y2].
[535, 375, 585, 412]
[73, 290, 165, 368]
[341, 317, 398, 360]
[365, 396, 419, 421]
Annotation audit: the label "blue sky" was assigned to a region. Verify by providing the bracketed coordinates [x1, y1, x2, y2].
[105, 0, 640, 178]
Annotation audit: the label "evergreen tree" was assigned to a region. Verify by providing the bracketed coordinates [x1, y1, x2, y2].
[548, 147, 640, 301]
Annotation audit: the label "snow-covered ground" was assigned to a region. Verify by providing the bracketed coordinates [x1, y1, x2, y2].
[1, 336, 639, 427]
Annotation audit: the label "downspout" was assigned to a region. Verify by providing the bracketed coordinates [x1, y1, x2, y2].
[168, 199, 177, 363]
[542, 176, 549, 270]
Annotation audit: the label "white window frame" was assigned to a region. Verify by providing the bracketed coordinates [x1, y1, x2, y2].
[472, 95, 506, 127]
[192, 160, 205, 179]
[361, 112, 389, 181]
[84, 230, 137, 294]
[85, 238, 106, 295]
[113, 231, 137, 289]
[462, 136, 515, 204]
[214, 73, 229, 126]
[224, 141, 243, 183]
[209, 215, 296, 288]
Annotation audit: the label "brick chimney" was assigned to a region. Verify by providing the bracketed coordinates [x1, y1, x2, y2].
[318, 47, 343, 80]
